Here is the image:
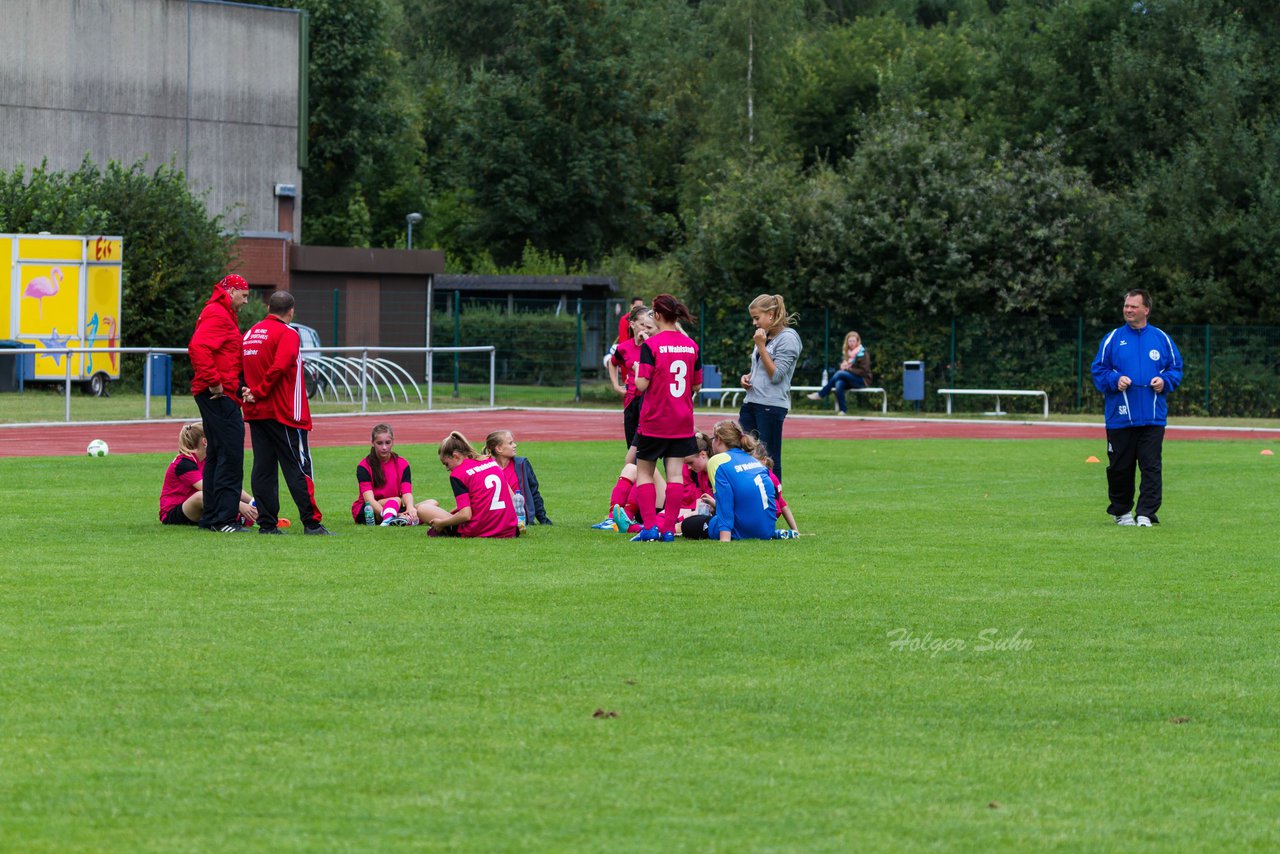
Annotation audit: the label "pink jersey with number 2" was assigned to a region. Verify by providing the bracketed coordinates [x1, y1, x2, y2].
[449, 457, 519, 538]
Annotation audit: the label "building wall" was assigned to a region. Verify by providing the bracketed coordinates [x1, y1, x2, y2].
[0, 0, 303, 238]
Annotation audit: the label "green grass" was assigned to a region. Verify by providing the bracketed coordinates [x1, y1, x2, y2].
[2, 438, 1278, 851]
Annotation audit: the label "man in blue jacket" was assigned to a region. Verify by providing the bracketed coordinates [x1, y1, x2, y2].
[1091, 289, 1183, 527]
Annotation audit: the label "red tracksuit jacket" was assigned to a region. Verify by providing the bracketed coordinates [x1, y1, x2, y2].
[242, 314, 312, 430]
[188, 286, 244, 398]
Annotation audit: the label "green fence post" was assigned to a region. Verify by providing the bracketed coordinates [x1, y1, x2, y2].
[452, 290, 460, 398]
[332, 288, 339, 347]
[575, 298, 583, 403]
[949, 316, 957, 388]
[1076, 316, 1083, 411]
[1203, 323, 1210, 414]
[824, 309, 830, 373]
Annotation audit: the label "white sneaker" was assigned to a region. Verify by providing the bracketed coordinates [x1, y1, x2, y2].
[1114, 513, 1135, 527]
[1136, 516, 1152, 527]
[805, 392, 821, 401]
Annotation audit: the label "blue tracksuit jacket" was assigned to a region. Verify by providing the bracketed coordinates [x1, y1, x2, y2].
[1091, 323, 1183, 429]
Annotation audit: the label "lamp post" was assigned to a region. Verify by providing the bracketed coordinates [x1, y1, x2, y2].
[406, 212, 423, 250]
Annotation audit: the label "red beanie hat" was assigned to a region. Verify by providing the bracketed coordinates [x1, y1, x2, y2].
[217, 274, 249, 294]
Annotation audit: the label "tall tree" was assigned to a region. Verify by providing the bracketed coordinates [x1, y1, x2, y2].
[263, 0, 426, 248]
[448, 0, 652, 265]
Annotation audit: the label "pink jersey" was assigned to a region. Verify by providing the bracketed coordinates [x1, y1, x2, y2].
[495, 459, 520, 495]
[637, 329, 702, 439]
[612, 338, 643, 408]
[353, 455, 413, 516]
[449, 457, 519, 538]
[680, 463, 711, 510]
[159, 453, 203, 520]
[768, 469, 788, 511]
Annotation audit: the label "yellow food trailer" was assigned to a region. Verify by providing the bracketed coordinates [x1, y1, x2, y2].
[1, 233, 123, 395]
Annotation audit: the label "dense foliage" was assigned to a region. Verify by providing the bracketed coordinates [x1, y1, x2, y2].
[13, 0, 1280, 344]
[285, 0, 1278, 327]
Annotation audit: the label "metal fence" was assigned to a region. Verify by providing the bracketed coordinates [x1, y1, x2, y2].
[421, 296, 1279, 417]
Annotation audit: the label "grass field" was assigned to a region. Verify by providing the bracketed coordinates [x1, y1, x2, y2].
[2, 436, 1277, 851]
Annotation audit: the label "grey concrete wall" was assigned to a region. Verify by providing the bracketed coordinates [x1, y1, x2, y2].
[0, 0, 302, 237]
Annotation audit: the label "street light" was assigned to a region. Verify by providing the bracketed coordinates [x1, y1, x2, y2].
[406, 212, 423, 250]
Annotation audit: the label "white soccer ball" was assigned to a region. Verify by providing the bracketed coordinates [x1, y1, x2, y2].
[86, 439, 109, 457]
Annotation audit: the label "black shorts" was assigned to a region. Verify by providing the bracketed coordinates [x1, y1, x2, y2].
[623, 396, 643, 447]
[161, 504, 198, 526]
[633, 433, 699, 463]
[681, 514, 712, 540]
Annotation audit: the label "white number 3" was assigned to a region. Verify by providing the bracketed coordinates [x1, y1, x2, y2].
[669, 362, 687, 397]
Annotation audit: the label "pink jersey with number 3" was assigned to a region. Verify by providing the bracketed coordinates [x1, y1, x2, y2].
[449, 457, 519, 538]
[637, 329, 702, 439]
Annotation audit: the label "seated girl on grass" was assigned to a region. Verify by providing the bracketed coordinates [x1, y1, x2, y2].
[680, 420, 778, 542]
[353, 423, 419, 526]
[159, 422, 257, 527]
[612, 429, 713, 535]
[751, 443, 799, 536]
[418, 432, 520, 538]
[483, 429, 552, 526]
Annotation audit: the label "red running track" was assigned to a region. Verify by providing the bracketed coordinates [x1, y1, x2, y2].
[3, 409, 1278, 457]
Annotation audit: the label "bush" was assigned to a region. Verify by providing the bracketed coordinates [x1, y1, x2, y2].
[430, 306, 578, 385]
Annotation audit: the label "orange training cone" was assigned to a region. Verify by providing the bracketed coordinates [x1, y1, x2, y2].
[279, 518, 292, 528]
[1085, 456, 1100, 463]
[1262, 449, 1274, 456]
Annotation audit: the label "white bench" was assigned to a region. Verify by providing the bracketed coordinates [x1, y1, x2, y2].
[697, 385, 888, 414]
[937, 388, 1049, 419]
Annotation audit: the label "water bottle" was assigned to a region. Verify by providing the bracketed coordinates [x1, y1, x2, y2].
[513, 492, 527, 529]
[821, 368, 829, 386]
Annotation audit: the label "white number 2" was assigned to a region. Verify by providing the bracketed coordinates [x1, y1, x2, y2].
[753, 474, 769, 509]
[669, 361, 687, 397]
[484, 473, 507, 511]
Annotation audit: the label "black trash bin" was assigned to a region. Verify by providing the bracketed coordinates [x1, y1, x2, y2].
[0, 340, 35, 393]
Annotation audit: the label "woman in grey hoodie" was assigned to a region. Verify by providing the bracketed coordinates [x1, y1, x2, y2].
[737, 294, 803, 479]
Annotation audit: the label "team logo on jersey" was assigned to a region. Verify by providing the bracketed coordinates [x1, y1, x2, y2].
[1118, 339, 1128, 346]
[1117, 405, 1128, 416]
[1149, 349, 1160, 361]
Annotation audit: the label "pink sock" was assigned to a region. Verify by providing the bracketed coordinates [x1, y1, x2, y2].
[660, 481, 684, 534]
[609, 477, 633, 514]
[636, 482, 657, 528]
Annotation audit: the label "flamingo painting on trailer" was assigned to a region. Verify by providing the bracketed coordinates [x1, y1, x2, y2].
[24, 268, 63, 318]
[104, 316, 118, 368]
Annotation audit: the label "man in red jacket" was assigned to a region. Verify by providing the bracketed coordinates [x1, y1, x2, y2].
[242, 290, 332, 535]
[189, 274, 254, 533]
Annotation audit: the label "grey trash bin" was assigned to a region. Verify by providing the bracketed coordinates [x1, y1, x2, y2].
[0, 340, 34, 393]
[903, 360, 925, 402]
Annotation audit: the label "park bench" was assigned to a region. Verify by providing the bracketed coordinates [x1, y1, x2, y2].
[696, 385, 888, 414]
[936, 388, 1049, 419]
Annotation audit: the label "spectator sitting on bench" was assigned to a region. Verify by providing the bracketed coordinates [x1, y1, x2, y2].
[807, 331, 872, 415]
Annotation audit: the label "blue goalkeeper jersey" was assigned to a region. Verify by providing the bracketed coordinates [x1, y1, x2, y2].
[708, 448, 777, 541]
